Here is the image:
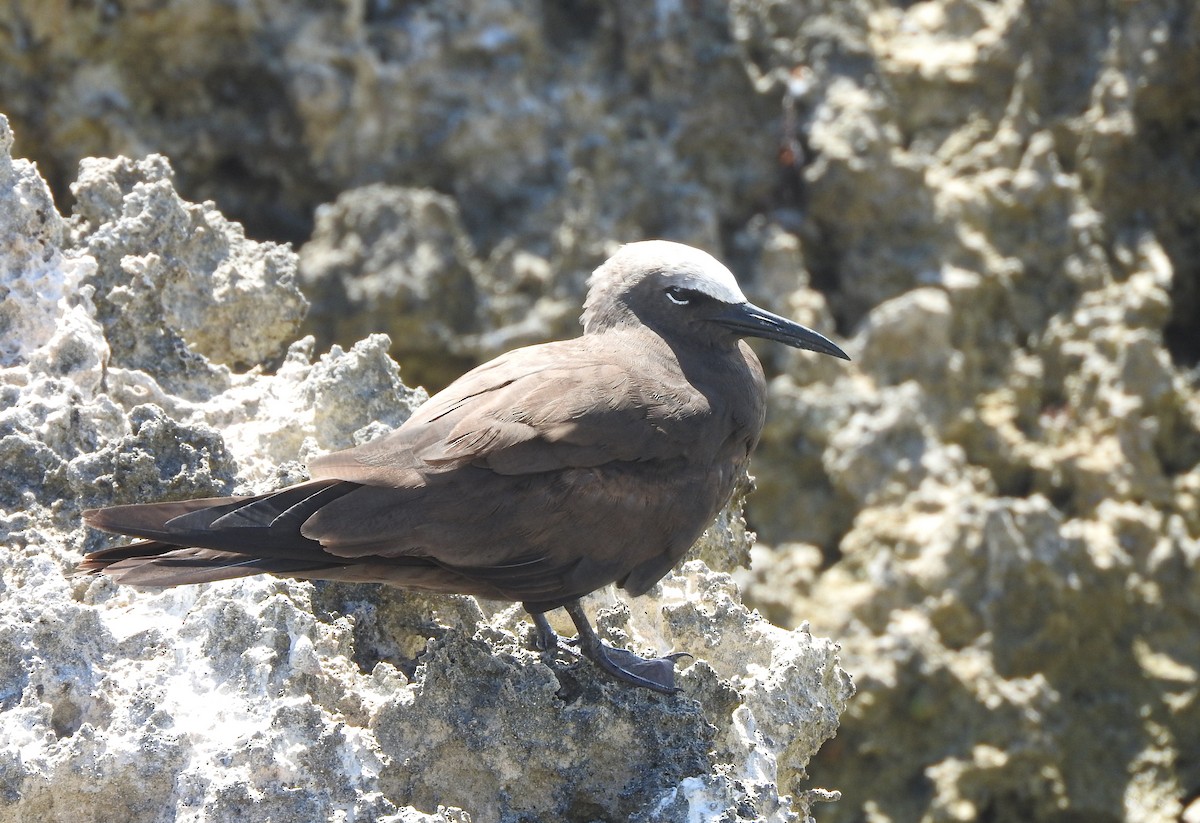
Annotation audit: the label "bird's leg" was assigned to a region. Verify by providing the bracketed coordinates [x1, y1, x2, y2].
[563, 600, 690, 694]
[529, 611, 559, 652]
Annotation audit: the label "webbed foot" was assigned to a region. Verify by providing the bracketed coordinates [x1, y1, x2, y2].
[563, 600, 691, 694]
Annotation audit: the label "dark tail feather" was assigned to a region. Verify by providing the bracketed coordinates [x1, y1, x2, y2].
[77, 539, 180, 569]
[79, 480, 363, 587]
[81, 480, 358, 544]
[77, 542, 341, 586]
[83, 496, 247, 536]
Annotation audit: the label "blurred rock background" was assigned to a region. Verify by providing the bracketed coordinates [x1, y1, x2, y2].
[2, 0, 1199, 821]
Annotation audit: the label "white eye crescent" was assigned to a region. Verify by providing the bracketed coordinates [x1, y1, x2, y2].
[665, 287, 690, 306]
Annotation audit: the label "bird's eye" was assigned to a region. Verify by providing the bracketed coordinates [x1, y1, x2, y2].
[665, 286, 691, 306]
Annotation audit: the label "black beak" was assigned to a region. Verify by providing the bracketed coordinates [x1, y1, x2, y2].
[715, 302, 850, 361]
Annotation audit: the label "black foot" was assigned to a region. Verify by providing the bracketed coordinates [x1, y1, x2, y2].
[583, 642, 691, 693]
[563, 601, 691, 694]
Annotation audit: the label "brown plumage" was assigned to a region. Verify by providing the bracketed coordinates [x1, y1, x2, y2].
[82, 240, 849, 692]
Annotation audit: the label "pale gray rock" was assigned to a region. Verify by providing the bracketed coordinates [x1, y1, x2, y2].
[299, 186, 482, 389]
[0, 116, 82, 369]
[69, 153, 307, 397]
[856, 287, 957, 392]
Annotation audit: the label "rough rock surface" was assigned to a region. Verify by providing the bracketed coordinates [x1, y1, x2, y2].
[0, 118, 851, 823]
[298, 185, 483, 389]
[69, 153, 307, 398]
[732, 4, 1200, 823]
[4, 0, 1200, 821]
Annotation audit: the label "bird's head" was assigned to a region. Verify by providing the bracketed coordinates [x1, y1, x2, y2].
[581, 240, 850, 360]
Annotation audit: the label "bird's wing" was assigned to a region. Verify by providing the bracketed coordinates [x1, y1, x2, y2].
[299, 334, 711, 579]
[83, 334, 719, 600]
[309, 334, 699, 486]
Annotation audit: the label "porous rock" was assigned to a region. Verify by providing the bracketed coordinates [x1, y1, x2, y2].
[733, 3, 1200, 821]
[8, 0, 1200, 818]
[0, 116, 83, 369]
[0, 120, 850, 823]
[0, 0, 778, 385]
[298, 185, 483, 389]
[69, 152, 307, 397]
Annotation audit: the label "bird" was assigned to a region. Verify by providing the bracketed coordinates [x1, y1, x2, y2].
[81, 240, 849, 693]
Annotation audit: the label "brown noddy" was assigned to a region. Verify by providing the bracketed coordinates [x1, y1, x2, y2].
[80, 240, 849, 693]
